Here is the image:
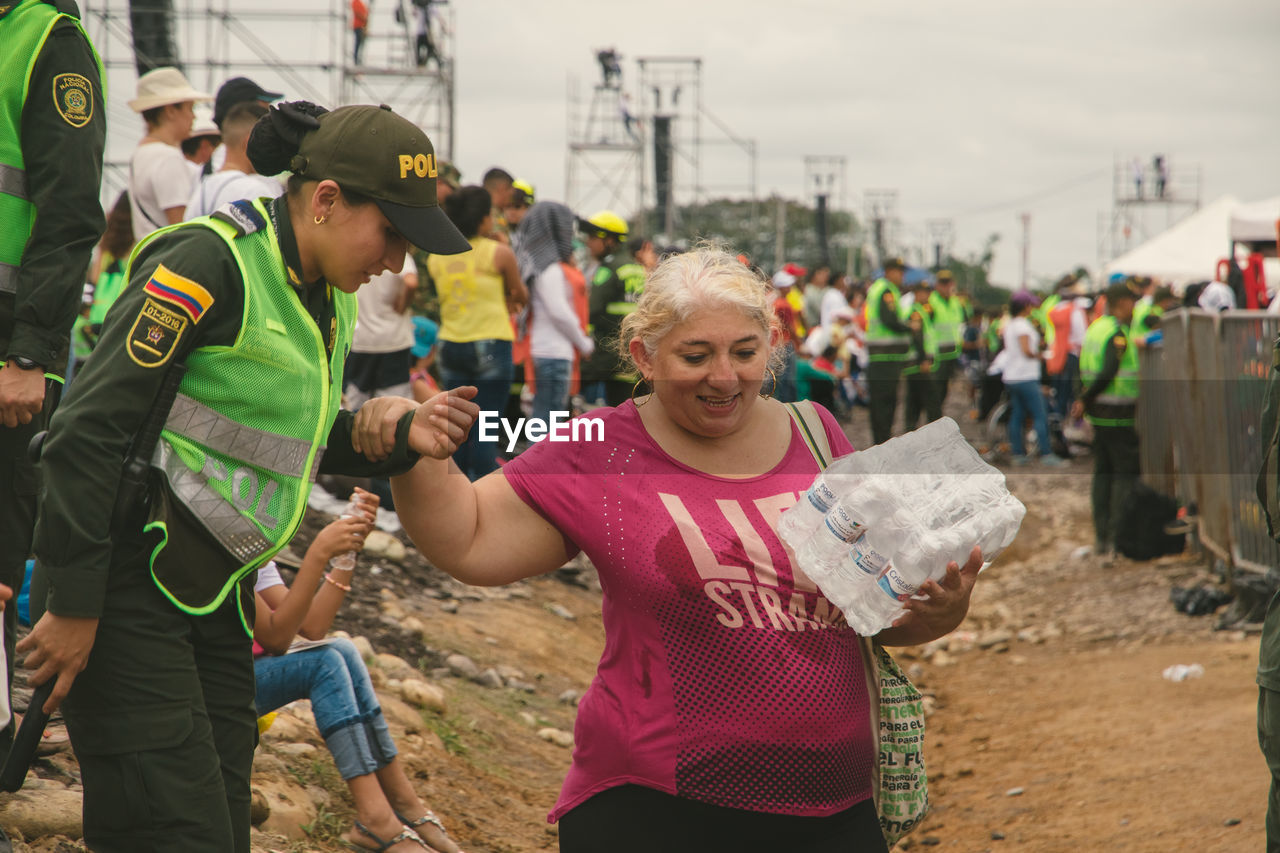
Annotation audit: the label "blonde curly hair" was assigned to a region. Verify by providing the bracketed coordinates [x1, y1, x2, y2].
[618, 246, 783, 375]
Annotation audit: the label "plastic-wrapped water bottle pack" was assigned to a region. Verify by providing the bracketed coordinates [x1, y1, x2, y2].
[779, 418, 1026, 636]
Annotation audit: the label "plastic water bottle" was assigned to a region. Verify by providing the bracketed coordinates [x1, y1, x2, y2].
[794, 495, 874, 576]
[778, 451, 863, 550]
[328, 493, 365, 571]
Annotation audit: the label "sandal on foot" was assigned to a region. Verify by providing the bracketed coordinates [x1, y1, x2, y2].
[342, 821, 433, 852]
[394, 810, 464, 853]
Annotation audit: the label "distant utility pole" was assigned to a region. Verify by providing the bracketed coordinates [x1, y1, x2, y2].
[774, 196, 786, 271]
[1019, 211, 1031, 290]
[926, 219, 954, 271]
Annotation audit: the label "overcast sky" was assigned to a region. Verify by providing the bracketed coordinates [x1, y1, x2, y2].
[89, 0, 1280, 287]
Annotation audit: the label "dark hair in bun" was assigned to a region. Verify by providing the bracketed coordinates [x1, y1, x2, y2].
[443, 185, 492, 239]
[246, 100, 329, 177]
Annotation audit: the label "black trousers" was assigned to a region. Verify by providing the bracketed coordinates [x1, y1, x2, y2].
[1090, 424, 1140, 549]
[559, 785, 888, 853]
[31, 538, 257, 853]
[866, 360, 904, 446]
[0, 379, 58, 748]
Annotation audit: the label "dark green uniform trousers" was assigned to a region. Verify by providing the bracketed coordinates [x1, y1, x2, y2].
[866, 360, 904, 446]
[1090, 424, 1140, 550]
[0, 381, 59, 750]
[1259, 687, 1280, 851]
[31, 534, 257, 853]
[932, 357, 957, 417]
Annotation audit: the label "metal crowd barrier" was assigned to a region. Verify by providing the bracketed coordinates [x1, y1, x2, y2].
[1140, 308, 1280, 576]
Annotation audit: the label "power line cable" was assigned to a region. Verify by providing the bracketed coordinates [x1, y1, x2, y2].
[945, 169, 1108, 220]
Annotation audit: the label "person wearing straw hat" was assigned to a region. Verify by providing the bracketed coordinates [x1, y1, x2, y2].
[0, 0, 106, 791]
[19, 101, 474, 852]
[126, 66, 212, 242]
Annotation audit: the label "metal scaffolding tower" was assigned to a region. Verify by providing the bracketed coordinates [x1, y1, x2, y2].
[863, 189, 899, 270]
[804, 155, 848, 270]
[564, 56, 643, 221]
[566, 53, 758, 241]
[81, 0, 455, 203]
[1097, 153, 1202, 272]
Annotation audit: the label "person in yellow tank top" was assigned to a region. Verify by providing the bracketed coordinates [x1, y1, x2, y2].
[426, 185, 527, 479]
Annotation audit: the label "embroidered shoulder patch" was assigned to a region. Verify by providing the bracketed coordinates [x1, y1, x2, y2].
[211, 200, 267, 237]
[142, 264, 215, 323]
[127, 297, 188, 367]
[53, 73, 93, 128]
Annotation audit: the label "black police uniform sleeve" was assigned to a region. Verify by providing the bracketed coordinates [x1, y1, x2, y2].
[33, 229, 243, 619]
[878, 291, 913, 335]
[588, 260, 622, 321]
[320, 408, 421, 477]
[10, 18, 106, 371]
[1080, 330, 1124, 408]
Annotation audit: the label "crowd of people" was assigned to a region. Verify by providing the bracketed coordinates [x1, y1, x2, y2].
[5, 3, 1274, 849]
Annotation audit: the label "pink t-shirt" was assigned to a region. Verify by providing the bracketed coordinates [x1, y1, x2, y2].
[503, 401, 873, 822]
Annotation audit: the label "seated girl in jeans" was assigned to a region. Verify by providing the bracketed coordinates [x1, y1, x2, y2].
[253, 488, 463, 853]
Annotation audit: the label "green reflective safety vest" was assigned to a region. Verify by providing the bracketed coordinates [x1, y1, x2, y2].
[135, 199, 356, 616]
[900, 298, 937, 377]
[89, 259, 126, 324]
[928, 291, 964, 360]
[866, 276, 910, 362]
[1080, 314, 1139, 426]
[0, 0, 102, 296]
[602, 259, 646, 316]
[1030, 303, 1054, 350]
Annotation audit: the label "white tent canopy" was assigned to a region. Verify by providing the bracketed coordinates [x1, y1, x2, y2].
[1231, 196, 1280, 243]
[1103, 195, 1239, 285]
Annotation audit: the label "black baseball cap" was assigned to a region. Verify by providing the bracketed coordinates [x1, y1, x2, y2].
[214, 77, 283, 127]
[292, 104, 470, 255]
[1105, 281, 1138, 304]
[884, 257, 906, 272]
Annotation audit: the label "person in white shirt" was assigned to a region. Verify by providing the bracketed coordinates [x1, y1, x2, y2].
[184, 102, 281, 220]
[516, 202, 594, 426]
[819, 272, 851, 331]
[1198, 279, 1237, 312]
[1002, 292, 1064, 466]
[126, 67, 212, 241]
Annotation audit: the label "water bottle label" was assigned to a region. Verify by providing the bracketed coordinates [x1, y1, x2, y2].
[876, 566, 916, 602]
[850, 537, 890, 576]
[805, 480, 838, 513]
[823, 505, 866, 543]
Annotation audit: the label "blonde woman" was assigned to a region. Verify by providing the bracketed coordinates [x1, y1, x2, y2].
[361, 248, 982, 852]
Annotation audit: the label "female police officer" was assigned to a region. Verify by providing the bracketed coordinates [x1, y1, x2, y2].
[18, 102, 477, 853]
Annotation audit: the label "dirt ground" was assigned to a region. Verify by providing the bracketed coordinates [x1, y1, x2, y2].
[246, 389, 1267, 853]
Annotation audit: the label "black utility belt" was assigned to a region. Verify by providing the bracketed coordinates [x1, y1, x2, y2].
[867, 342, 911, 355]
[1087, 401, 1137, 422]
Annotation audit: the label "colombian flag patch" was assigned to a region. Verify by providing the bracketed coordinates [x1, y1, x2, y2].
[143, 264, 214, 323]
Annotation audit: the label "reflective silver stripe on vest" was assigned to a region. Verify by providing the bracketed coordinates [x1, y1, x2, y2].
[0, 163, 26, 200]
[155, 440, 276, 564]
[0, 263, 17, 294]
[1095, 393, 1138, 405]
[165, 393, 314, 479]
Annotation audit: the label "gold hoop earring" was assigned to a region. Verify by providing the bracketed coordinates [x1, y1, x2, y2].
[760, 367, 777, 400]
[314, 214, 328, 225]
[632, 376, 650, 407]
